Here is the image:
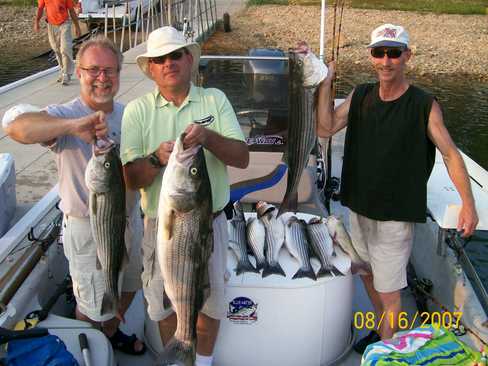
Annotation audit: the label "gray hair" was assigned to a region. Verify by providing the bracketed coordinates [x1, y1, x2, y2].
[76, 36, 123, 70]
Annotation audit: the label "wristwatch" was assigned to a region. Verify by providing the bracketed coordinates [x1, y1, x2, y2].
[148, 151, 163, 168]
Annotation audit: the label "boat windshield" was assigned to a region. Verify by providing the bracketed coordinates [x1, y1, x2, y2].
[199, 58, 289, 153]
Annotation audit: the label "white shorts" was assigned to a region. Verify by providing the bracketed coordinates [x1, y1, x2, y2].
[63, 213, 143, 322]
[349, 210, 414, 293]
[142, 212, 228, 321]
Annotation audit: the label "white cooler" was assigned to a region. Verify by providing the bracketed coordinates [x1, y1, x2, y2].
[0, 153, 16, 237]
[144, 213, 354, 366]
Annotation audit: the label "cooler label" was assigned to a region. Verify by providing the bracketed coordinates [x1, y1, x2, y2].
[227, 296, 258, 324]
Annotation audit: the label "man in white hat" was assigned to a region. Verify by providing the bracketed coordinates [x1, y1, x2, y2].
[120, 26, 249, 366]
[316, 24, 478, 352]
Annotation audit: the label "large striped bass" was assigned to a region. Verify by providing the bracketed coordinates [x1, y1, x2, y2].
[157, 133, 213, 366]
[84, 139, 127, 318]
[284, 216, 316, 280]
[278, 51, 317, 216]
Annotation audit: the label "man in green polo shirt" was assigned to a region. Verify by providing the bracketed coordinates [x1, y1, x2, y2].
[120, 26, 249, 366]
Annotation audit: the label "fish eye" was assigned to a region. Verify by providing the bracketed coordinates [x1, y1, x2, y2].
[190, 167, 198, 175]
[104, 162, 111, 168]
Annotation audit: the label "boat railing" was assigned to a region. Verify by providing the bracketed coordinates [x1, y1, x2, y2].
[100, 0, 218, 53]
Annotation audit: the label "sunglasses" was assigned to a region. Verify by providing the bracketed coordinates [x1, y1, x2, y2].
[370, 48, 404, 59]
[150, 49, 186, 64]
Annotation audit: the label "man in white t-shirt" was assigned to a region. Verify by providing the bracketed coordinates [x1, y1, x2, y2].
[5, 36, 145, 355]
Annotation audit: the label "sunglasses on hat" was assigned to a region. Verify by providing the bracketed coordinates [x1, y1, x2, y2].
[370, 47, 404, 59]
[150, 49, 187, 64]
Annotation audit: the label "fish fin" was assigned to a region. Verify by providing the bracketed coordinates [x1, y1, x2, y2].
[101, 292, 116, 316]
[235, 259, 259, 276]
[159, 338, 195, 366]
[89, 193, 97, 216]
[162, 288, 172, 310]
[316, 266, 330, 278]
[277, 192, 298, 217]
[262, 262, 286, 278]
[161, 207, 174, 242]
[292, 267, 317, 281]
[96, 255, 102, 270]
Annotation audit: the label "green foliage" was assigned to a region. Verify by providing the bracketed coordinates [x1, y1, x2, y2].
[250, 0, 488, 14]
[0, 0, 36, 6]
[350, 0, 488, 15]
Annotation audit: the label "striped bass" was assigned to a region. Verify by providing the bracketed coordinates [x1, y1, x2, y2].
[246, 217, 266, 271]
[306, 217, 336, 277]
[284, 216, 316, 280]
[257, 201, 285, 278]
[157, 133, 213, 366]
[326, 215, 368, 274]
[278, 51, 317, 216]
[228, 201, 259, 275]
[84, 139, 127, 318]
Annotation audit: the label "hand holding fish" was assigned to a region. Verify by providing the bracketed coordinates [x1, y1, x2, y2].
[183, 123, 208, 148]
[72, 111, 108, 144]
[457, 203, 478, 237]
[153, 140, 175, 166]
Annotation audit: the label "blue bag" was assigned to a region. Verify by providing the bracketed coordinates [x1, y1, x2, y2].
[6, 334, 79, 366]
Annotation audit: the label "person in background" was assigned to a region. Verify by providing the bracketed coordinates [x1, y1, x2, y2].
[316, 23, 478, 353]
[34, 0, 81, 85]
[4, 36, 146, 356]
[120, 26, 249, 366]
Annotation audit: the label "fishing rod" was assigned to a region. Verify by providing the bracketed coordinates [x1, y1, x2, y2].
[323, 0, 345, 214]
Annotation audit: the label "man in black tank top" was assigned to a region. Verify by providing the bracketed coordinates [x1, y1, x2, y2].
[316, 24, 478, 351]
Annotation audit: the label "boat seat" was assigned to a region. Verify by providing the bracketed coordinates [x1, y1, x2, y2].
[229, 151, 318, 206]
[36, 314, 116, 366]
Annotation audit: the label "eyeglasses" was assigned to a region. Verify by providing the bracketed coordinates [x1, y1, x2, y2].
[79, 66, 119, 77]
[370, 48, 404, 59]
[149, 49, 186, 64]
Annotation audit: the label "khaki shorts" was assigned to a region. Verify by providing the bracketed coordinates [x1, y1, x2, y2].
[142, 212, 228, 321]
[349, 210, 413, 293]
[63, 214, 143, 322]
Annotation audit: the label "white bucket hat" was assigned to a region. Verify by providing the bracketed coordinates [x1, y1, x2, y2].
[367, 24, 409, 48]
[136, 26, 201, 79]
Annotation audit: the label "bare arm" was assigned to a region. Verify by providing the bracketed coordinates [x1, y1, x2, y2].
[68, 8, 81, 37]
[33, 6, 44, 32]
[123, 141, 174, 190]
[5, 111, 108, 145]
[183, 124, 249, 169]
[316, 61, 352, 138]
[427, 100, 478, 236]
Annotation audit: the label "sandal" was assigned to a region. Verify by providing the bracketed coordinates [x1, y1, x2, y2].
[108, 328, 146, 355]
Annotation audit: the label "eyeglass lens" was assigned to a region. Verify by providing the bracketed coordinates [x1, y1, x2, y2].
[150, 50, 185, 64]
[81, 67, 118, 77]
[371, 48, 403, 59]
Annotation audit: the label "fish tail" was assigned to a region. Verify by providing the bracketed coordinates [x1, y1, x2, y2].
[160, 338, 195, 366]
[101, 292, 117, 316]
[277, 193, 298, 217]
[236, 261, 260, 276]
[316, 266, 334, 278]
[262, 262, 286, 278]
[292, 266, 317, 281]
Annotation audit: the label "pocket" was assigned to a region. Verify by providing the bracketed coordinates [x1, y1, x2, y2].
[73, 271, 96, 309]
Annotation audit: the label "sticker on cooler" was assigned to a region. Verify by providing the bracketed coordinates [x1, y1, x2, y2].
[227, 296, 258, 324]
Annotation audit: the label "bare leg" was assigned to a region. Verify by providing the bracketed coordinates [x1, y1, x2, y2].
[196, 313, 220, 356]
[360, 273, 384, 317]
[158, 312, 177, 346]
[75, 292, 144, 352]
[360, 274, 401, 339]
[377, 290, 401, 339]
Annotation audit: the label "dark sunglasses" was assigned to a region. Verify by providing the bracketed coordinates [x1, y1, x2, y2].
[370, 48, 404, 59]
[150, 49, 186, 64]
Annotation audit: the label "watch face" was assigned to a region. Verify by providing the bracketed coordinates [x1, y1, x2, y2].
[149, 153, 161, 168]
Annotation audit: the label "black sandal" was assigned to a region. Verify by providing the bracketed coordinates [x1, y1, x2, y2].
[108, 329, 146, 356]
